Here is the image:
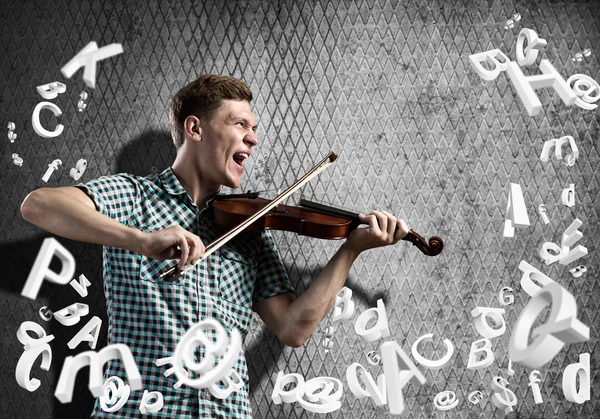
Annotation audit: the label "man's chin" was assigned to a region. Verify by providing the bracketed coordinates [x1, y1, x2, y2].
[223, 177, 242, 190]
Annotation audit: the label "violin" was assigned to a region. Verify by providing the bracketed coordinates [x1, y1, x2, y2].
[211, 193, 444, 256]
[160, 152, 442, 281]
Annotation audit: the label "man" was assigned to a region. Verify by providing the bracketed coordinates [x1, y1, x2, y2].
[21, 74, 408, 417]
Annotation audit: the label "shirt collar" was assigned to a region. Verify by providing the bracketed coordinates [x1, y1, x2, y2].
[159, 167, 187, 196]
[159, 167, 220, 209]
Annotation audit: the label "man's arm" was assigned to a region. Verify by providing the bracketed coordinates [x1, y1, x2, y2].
[254, 210, 408, 348]
[21, 186, 144, 251]
[21, 187, 204, 269]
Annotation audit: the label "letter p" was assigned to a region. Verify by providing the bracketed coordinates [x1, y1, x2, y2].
[21, 238, 75, 300]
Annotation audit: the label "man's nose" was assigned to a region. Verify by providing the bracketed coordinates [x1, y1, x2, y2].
[244, 131, 258, 147]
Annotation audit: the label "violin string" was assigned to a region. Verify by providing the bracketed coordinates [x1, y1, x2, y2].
[299, 192, 360, 214]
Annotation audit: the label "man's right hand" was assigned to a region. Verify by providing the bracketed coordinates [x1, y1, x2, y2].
[139, 225, 205, 270]
[21, 187, 205, 271]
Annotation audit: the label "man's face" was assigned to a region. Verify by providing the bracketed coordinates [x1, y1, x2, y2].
[197, 99, 258, 189]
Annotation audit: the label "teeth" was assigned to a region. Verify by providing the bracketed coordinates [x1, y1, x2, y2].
[234, 152, 249, 161]
[233, 152, 249, 166]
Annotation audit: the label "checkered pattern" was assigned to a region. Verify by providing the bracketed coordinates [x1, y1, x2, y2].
[76, 167, 294, 418]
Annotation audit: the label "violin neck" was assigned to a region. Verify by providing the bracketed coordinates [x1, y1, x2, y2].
[298, 198, 361, 230]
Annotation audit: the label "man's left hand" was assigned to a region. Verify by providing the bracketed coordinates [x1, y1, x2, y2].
[343, 210, 409, 255]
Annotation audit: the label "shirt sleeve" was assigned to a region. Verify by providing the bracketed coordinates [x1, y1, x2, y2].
[252, 230, 295, 303]
[75, 173, 140, 225]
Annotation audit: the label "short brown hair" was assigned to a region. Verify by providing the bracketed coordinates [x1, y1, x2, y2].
[169, 74, 253, 149]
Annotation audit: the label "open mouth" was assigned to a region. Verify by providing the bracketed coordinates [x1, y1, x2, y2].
[232, 152, 249, 168]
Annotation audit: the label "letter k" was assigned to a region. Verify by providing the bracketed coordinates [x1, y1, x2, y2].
[61, 41, 123, 88]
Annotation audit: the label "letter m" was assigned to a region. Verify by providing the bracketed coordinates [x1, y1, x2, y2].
[540, 135, 578, 163]
[54, 344, 142, 403]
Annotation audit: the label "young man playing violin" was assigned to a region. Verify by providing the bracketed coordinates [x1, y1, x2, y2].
[20, 74, 409, 418]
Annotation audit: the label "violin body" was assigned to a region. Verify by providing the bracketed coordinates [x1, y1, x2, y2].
[211, 196, 358, 239]
[211, 194, 443, 256]
[161, 152, 442, 282]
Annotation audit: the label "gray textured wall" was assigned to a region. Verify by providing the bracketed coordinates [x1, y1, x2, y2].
[1, 0, 598, 417]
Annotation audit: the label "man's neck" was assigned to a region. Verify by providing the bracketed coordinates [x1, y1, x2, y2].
[171, 159, 220, 209]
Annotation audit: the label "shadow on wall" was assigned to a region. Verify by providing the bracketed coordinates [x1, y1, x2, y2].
[246, 270, 390, 393]
[0, 234, 104, 419]
[0, 129, 175, 418]
[0, 128, 384, 418]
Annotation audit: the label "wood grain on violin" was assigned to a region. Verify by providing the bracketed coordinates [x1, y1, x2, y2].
[212, 195, 444, 257]
[159, 152, 443, 282]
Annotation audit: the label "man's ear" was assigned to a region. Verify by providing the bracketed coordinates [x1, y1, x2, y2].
[183, 115, 203, 142]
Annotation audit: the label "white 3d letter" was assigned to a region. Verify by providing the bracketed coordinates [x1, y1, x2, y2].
[567, 74, 600, 110]
[467, 390, 483, 404]
[332, 286, 355, 323]
[562, 353, 590, 404]
[411, 333, 454, 369]
[539, 218, 587, 266]
[471, 307, 507, 339]
[467, 338, 495, 369]
[506, 59, 577, 116]
[16, 321, 55, 351]
[297, 377, 343, 413]
[380, 340, 426, 415]
[155, 356, 188, 389]
[561, 183, 575, 207]
[53, 302, 89, 326]
[208, 368, 244, 399]
[70, 274, 91, 297]
[346, 362, 387, 405]
[139, 389, 164, 414]
[31, 102, 64, 138]
[15, 322, 55, 392]
[490, 376, 518, 414]
[99, 376, 130, 413]
[61, 41, 124, 89]
[16, 344, 52, 392]
[540, 135, 578, 164]
[569, 265, 587, 278]
[559, 218, 588, 265]
[354, 299, 390, 342]
[468, 49, 509, 81]
[503, 183, 530, 237]
[433, 390, 459, 411]
[69, 159, 88, 181]
[36, 82, 66, 100]
[507, 358, 515, 376]
[39, 306, 53, 322]
[509, 282, 589, 369]
[538, 204, 550, 224]
[366, 350, 382, 366]
[54, 344, 142, 403]
[498, 287, 514, 306]
[21, 238, 76, 300]
[271, 371, 304, 404]
[528, 370, 543, 404]
[173, 319, 242, 389]
[518, 260, 556, 297]
[515, 28, 547, 66]
[67, 316, 102, 350]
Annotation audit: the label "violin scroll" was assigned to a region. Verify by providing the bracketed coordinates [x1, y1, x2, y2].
[403, 230, 444, 256]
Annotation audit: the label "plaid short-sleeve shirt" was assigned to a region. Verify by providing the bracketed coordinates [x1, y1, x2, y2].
[76, 167, 294, 418]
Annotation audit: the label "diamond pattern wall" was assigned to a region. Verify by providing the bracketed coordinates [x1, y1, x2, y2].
[1, 0, 598, 417]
